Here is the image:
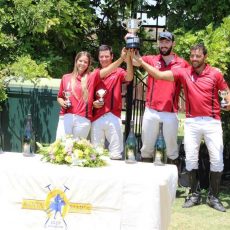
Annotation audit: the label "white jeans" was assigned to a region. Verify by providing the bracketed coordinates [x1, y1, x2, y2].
[63, 114, 91, 140]
[56, 115, 65, 140]
[184, 117, 224, 172]
[141, 108, 179, 159]
[91, 113, 123, 159]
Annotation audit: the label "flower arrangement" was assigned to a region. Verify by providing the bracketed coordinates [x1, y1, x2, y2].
[36, 136, 109, 167]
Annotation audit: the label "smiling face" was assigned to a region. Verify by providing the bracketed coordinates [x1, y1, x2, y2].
[98, 50, 113, 68]
[75, 54, 90, 75]
[158, 39, 174, 56]
[190, 48, 206, 70]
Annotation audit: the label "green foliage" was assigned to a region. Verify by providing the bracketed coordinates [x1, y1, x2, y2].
[143, 0, 230, 31]
[0, 0, 97, 102]
[0, 0, 96, 75]
[0, 79, 7, 102]
[174, 16, 230, 77]
[9, 55, 49, 82]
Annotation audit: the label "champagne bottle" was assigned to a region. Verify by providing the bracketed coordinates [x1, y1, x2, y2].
[23, 113, 34, 156]
[154, 122, 166, 166]
[125, 120, 137, 164]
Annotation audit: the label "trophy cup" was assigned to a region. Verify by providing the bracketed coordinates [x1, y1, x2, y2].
[96, 89, 107, 103]
[121, 18, 142, 49]
[63, 91, 72, 108]
[218, 90, 229, 108]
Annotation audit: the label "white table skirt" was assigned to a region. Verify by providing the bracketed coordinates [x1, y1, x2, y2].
[0, 152, 177, 230]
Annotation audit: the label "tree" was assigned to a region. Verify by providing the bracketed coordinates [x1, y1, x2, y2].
[173, 16, 230, 77]
[143, 0, 230, 31]
[0, 0, 97, 104]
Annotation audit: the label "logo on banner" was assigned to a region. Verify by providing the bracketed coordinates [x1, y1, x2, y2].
[44, 185, 69, 229]
[21, 184, 93, 229]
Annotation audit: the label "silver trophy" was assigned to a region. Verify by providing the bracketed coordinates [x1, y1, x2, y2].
[96, 89, 107, 103]
[121, 18, 142, 49]
[218, 90, 229, 108]
[63, 91, 72, 108]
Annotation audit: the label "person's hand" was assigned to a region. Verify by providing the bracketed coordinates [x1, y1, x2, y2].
[133, 50, 142, 65]
[62, 101, 68, 109]
[121, 47, 128, 61]
[58, 98, 67, 109]
[126, 48, 135, 62]
[93, 100, 104, 108]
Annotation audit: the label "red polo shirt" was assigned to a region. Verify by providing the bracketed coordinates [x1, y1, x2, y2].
[143, 54, 189, 112]
[57, 69, 101, 120]
[172, 65, 229, 120]
[92, 67, 128, 121]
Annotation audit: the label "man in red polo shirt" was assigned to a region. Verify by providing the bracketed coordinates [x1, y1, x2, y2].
[129, 31, 189, 163]
[91, 45, 133, 160]
[133, 43, 230, 212]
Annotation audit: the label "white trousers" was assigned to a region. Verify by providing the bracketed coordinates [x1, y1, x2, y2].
[61, 113, 91, 140]
[56, 115, 65, 140]
[184, 117, 224, 172]
[91, 113, 123, 159]
[141, 108, 179, 159]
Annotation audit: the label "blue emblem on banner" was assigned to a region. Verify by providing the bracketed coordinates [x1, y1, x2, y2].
[44, 185, 70, 229]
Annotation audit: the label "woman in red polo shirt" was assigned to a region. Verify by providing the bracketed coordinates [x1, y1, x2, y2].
[56, 49, 128, 140]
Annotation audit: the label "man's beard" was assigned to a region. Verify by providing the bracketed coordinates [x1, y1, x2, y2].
[192, 61, 204, 69]
[159, 46, 173, 56]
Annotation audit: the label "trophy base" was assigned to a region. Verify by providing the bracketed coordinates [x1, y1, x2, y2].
[126, 43, 140, 49]
[221, 102, 228, 108]
[126, 36, 140, 49]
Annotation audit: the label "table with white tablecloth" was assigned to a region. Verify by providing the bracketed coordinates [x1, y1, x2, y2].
[0, 152, 177, 230]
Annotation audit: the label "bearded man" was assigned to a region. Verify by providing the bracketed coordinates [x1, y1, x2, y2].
[131, 31, 189, 163]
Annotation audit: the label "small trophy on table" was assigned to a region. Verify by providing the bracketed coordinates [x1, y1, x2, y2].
[218, 90, 229, 108]
[63, 91, 72, 108]
[121, 18, 142, 49]
[96, 89, 107, 103]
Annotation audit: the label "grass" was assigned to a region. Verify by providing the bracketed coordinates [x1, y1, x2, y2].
[169, 185, 230, 230]
[169, 113, 230, 229]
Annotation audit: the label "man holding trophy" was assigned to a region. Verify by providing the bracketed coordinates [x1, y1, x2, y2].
[91, 45, 133, 160]
[133, 43, 230, 212]
[125, 28, 189, 166]
[56, 49, 130, 140]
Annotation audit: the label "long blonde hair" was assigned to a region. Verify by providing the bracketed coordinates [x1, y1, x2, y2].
[71, 51, 92, 101]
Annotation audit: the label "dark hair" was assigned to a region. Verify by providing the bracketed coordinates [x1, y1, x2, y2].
[98, 44, 113, 55]
[190, 43, 208, 55]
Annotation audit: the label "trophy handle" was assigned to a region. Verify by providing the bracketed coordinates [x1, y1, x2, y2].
[121, 20, 127, 30]
[137, 19, 142, 28]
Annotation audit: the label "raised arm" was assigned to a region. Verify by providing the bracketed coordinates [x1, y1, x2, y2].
[99, 48, 127, 78]
[133, 51, 175, 81]
[124, 49, 134, 81]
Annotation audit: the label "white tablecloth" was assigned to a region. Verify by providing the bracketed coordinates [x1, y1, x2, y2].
[0, 152, 177, 230]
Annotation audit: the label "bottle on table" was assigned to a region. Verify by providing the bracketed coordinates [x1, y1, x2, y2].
[125, 120, 137, 164]
[153, 122, 166, 166]
[23, 113, 34, 157]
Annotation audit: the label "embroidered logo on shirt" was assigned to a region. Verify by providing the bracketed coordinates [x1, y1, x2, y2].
[155, 61, 161, 69]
